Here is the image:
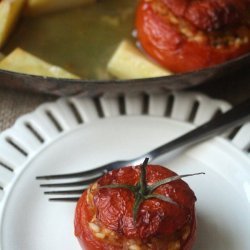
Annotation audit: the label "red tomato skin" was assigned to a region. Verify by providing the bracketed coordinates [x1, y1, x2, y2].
[162, 0, 248, 32]
[75, 191, 119, 250]
[75, 165, 198, 249]
[75, 192, 196, 250]
[183, 211, 196, 250]
[135, 0, 250, 73]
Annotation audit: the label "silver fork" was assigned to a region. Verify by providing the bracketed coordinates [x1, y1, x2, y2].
[37, 98, 250, 202]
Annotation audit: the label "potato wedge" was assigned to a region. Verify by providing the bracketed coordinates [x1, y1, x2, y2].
[0, 0, 25, 49]
[107, 40, 172, 80]
[0, 48, 80, 79]
[25, 0, 96, 16]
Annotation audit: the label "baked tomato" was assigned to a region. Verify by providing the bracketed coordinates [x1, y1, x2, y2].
[75, 160, 200, 250]
[135, 0, 250, 73]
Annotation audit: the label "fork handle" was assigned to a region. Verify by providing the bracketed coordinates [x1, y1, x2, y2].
[149, 98, 250, 159]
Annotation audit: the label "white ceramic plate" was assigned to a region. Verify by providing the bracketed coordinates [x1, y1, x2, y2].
[0, 92, 249, 250]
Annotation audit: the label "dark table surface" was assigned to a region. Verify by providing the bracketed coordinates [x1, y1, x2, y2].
[191, 66, 250, 105]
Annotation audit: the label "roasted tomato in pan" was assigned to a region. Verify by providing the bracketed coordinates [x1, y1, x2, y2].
[75, 159, 202, 250]
[135, 0, 250, 73]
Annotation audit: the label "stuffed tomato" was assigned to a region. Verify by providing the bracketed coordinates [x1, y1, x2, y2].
[75, 159, 200, 250]
[135, 0, 250, 73]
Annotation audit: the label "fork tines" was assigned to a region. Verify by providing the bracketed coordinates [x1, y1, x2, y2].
[44, 188, 85, 202]
[49, 197, 81, 202]
[36, 167, 105, 180]
[37, 160, 135, 202]
[39, 175, 101, 202]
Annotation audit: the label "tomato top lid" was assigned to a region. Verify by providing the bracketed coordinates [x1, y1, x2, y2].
[160, 0, 249, 32]
[91, 158, 203, 239]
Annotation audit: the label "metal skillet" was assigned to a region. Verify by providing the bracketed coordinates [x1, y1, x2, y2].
[0, 52, 249, 96]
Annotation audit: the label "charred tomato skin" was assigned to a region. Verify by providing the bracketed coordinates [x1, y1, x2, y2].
[75, 165, 197, 250]
[135, 0, 250, 73]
